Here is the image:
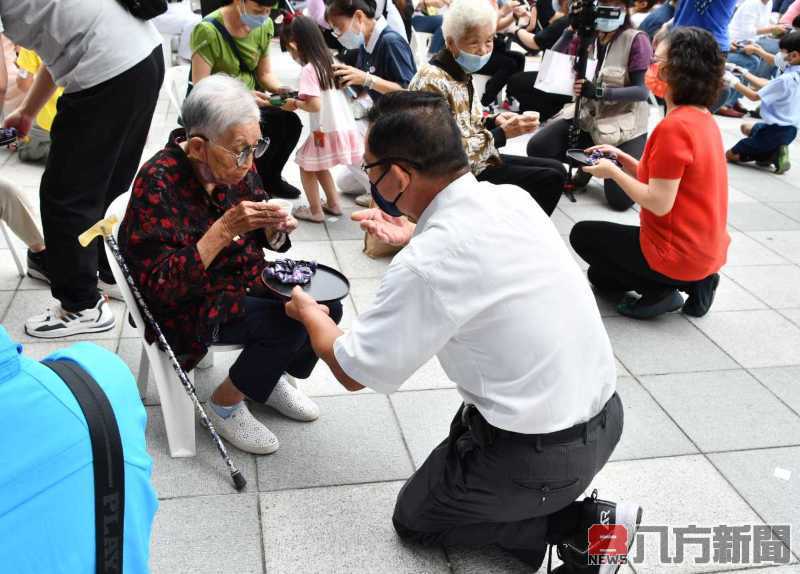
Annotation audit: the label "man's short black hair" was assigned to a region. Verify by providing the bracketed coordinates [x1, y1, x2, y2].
[779, 30, 800, 53]
[366, 91, 469, 177]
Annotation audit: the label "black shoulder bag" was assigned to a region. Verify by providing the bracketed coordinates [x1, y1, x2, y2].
[117, 0, 168, 20]
[44, 360, 125, 574]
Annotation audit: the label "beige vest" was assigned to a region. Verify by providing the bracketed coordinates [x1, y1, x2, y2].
[564, 28, 650, 145]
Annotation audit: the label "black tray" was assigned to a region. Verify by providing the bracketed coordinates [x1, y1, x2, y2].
[261, 262, 350, 303]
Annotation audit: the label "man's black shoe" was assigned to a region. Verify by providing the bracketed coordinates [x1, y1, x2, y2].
[26, 249, 50, 284]
[549, 490, 643, 574]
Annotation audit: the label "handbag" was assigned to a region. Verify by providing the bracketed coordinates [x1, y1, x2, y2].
[43, 360, 125, 574]
[116, 0, 168, 20]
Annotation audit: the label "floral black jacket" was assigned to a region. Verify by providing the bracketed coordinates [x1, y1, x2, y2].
[118, 130, 290, 370]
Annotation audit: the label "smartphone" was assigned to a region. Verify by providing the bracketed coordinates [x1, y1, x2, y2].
[566, 149, 592, 167]
[0, 128, 17, 147]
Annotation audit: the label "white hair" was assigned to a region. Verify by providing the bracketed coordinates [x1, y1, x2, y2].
[442, 0, 498, 42]
[182, 74, 260, 140]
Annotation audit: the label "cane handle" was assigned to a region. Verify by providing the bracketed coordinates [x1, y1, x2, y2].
[78, 216, 119, 247]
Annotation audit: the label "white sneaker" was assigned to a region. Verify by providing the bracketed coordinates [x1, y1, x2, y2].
[25, 297, 116, 339]
[265, 375, 320, 422]
[98, 279, 124, 302]
[205, 401, 280, 455]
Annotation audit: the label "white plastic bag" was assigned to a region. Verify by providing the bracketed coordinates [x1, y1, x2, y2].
[534, 50, 598, 97]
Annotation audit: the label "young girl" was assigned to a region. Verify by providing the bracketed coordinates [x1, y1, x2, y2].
[281, 16, 364, 223]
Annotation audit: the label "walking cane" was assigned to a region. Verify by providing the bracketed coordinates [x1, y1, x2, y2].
[79, 216, 247, 491]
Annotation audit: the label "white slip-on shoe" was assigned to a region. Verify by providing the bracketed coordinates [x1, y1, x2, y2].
[205, 401, 279, 455]
[265, 375, 320, 422]
[98, 279, 124, 302]
[25, 297, 116, 339]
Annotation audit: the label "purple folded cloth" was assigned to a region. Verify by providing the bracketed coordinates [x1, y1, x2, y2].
[264, 258, 318, 285]
[588, 150, 622, 167]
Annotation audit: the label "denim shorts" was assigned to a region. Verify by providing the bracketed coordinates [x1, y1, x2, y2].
[731, 123, 798, 162]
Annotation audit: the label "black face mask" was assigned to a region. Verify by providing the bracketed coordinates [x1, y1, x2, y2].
[370, 167, 405, 217]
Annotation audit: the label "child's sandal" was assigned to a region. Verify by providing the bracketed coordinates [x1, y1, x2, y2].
[292, 205, 325, 223]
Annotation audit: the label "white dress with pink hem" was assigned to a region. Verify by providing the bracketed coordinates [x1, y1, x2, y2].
[294, 63, 364, 172]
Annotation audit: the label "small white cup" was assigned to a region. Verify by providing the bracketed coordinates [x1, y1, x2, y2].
[266, 198, 293, 214]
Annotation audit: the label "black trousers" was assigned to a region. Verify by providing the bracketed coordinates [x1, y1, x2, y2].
[570, 221, 697, 296]
[42, 46, 164, 312]
[256, 107, 302, 193]
[213, 296, 343, 403]
[393, 393, 623, 568]
[477, 154, 565, 216]
[477, 41, 525, 107]
[506, 71, 572, 122]
[526, 118, 648, 211]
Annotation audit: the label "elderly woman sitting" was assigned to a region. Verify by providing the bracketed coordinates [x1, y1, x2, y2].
[119, 75, 342, 455]
[408, 0, 564, 216]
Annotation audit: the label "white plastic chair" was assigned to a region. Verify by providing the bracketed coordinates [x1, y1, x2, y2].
[1, 221, 25, 278]
[165, 64, 191, 119]
[105, 192, 243, 458]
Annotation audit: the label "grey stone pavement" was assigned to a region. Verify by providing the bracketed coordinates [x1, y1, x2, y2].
[1, 46, 799, 574]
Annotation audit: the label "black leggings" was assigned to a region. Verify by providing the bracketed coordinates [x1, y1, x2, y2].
[214, 296, 344, 403]
[476, 41, 525, 107]
[506, 71, 571, 122]
[477, 154, 565, 215]
[569, 221, 695, 296]
[526, 118, 647, 211]
[256, 107, 302, 193]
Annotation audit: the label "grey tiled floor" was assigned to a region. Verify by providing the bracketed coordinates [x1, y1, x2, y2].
[1, 48, 799, 573]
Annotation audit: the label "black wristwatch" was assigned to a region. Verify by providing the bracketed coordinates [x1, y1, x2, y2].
[595, 86, 605, 99]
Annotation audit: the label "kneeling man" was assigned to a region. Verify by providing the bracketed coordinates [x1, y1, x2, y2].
[286, 91, 640, 573]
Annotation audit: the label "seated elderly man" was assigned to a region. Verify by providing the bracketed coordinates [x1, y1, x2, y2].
[408, 0, 565, 216]
[119, 75, 342, 455]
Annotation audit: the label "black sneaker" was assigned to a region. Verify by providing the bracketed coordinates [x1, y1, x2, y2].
[26, 249, 50, 284]
[269, 179, 302, 199]
[616, 289, 684, 319]
[682, 273, 720, 318]
[550, 490, 643, 574]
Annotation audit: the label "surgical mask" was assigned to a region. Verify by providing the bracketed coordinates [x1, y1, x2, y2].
[240, 1, 269, 28]
[338, 19, 365, 50]
[774, 51, 787, 72]
[645, 62, 668, 98]
[370, 169, 405, 217]
[455, 49, 492, 74]
[595, 8, 626, 32]
[552, 0, 561, 12]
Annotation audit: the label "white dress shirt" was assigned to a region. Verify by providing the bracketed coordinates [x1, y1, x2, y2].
[728, 0, 772, 44]
[334, 174, 617, 434]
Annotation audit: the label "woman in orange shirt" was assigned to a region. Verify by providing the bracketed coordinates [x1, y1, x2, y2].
[570, 27, 730, 319]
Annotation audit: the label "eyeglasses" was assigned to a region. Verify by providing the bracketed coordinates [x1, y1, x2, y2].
[360, 157, 421, 175]
[194, 135, 270, 167]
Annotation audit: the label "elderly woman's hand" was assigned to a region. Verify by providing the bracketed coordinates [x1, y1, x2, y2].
[333, 63, 368, 87]
[218, 201, 288, 241]
[497, 113, 540, 139]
